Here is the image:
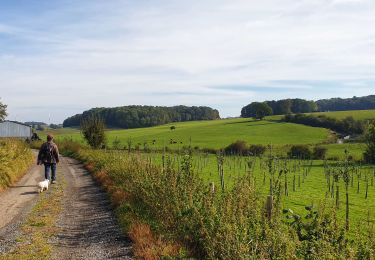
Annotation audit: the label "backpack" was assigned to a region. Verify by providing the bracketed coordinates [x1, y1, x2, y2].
[42, 142, 54, 162]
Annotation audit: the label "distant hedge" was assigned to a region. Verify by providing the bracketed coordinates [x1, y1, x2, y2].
[283, 113, 365, 135]
[63, 105, 220, 129]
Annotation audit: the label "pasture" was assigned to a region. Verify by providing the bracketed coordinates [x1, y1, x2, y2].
[42, 117, 330, 149]
[307, 109, 375, 120]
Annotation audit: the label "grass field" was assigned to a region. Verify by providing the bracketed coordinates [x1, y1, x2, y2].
[307, 109, 375, 120]
[42, 118, 331, 149]
[90, 149, 375, 233]
[159, 152, 374, 227]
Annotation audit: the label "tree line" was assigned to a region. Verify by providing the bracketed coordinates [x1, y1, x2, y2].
[241, 99, 318, 118]
[241, 95, 375, 118]
[317, 95, 375, 111]
[63, 105, 220, 128]
[283, 113, 366, 135]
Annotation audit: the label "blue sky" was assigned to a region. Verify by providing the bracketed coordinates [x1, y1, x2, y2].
[0, 0, 374, 123]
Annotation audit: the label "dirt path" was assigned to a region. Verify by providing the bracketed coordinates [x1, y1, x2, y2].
[51, 157, 132, 259]
[0, 156, 132, 259]
[0, 164, 42, 253]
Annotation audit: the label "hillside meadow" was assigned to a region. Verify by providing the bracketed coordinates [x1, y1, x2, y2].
[42, 117, 331, 149]
[307, 109, 375, 120]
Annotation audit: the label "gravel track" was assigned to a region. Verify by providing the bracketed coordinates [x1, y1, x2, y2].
[51, 157, 132, 259]
[0, 164, 42, 254]
[0, 156, 132, 259]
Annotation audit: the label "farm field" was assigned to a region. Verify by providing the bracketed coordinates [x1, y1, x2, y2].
[41, 117, 331, 149]
[87, 149, 375, 233]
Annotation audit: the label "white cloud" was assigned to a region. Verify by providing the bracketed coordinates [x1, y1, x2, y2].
[0, 0, 374, 122]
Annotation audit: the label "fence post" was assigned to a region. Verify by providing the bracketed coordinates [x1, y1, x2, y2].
[266, 195, 273, 221]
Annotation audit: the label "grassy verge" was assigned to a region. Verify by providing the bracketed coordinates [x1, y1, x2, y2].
[0, 178, 64, 259]
[58, 140, 375, 259]
[0, 139, 34, 192]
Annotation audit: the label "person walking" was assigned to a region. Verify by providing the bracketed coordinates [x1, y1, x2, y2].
[37, 134, 60, 184]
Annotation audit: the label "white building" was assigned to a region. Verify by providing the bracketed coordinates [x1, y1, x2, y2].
[0, 121, 32, 138]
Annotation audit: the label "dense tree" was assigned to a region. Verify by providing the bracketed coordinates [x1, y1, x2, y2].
[317, 95, 375, 111]
[64, 105, 220, 128]
[251, 99, 317, 116]
[364, 124, 375, 164]
[0, 100, 7, 121]
[80, 115, 107, 149]
[243, 95, 375, 117]
[241, 102, 273, 119]
[284, 114, 365, 135]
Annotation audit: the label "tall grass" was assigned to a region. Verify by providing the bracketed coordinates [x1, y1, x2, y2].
[59, 141, 375, 259]
[0, 139, 34, 191]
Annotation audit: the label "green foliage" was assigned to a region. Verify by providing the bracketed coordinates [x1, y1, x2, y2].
[241, 102, 273, 119]
[63, 105, 220, 128]
[313, 146, 327, 160]
[80, 115, 107, 149]
[364, 124, 375, 164]
[244, 98, 317, 116]
[245, 95, 375, 116]
[60, 143, 375, 259]
[284, 205, 349, 259]
[224, 140, 248, 155]
[248, 144, 266, 156]
[317, 95, 375, 112]
[288, 145, 312, 159]
[308, 109, 375, 121]
[112, 136, 121, 150]
[0, 139, 34, 190]
[48, 118, 330, 150]
[284, 113, 365, 135]
[0, 99, 7, 121]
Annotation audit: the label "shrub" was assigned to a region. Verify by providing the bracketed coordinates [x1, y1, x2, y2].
[80, 115, 107, 149]
[224, 140, 248, 155]
[248, 144, 266, 156]
[313, 146, 327, 159]
[364, 124, 375, 164]
[288, 145, 312, 159]
[201, 148, 217, 154]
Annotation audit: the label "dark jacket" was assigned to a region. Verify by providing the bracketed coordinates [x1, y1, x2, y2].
[38, 141, 60, 164]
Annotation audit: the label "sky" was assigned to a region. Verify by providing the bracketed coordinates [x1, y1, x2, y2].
[0, 0, 374, 123]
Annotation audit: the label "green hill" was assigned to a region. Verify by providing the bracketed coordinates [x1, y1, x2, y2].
[45, 117, 330, 149]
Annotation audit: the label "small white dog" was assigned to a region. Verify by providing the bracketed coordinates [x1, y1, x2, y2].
[38, 179, 50, 193]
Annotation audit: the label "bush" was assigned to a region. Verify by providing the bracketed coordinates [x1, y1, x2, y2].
[80, 115, 107, 149]
[364, 124, 375, 164]
[288, 145, 312, 159]
[201, 148, 217, 154]
[248, 144, 266, 156]
[59, 143, 375, 259]
[313, 146, 327, 159]
[224, 140, 248, 155]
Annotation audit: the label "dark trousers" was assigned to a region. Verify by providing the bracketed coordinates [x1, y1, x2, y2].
[44, 163, 57, 181]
